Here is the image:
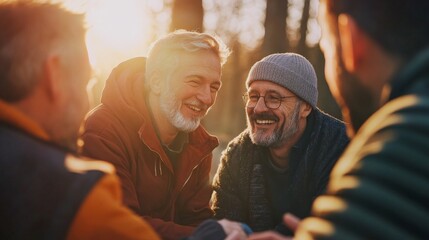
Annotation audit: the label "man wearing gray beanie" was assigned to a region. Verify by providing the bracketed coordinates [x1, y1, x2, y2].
[211, 53, 349, 236]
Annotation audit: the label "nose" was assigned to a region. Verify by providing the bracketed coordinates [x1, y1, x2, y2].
[197, 85, 214, 106]
[253, 96, 269, 113]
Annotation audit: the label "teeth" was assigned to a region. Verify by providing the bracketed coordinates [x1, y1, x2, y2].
[256, 119, 275, 124]
[189, 105, 201, 112]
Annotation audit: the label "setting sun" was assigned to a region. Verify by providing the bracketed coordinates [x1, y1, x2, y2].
[86, 0, 149, 52]
[60, 0, 153, 73]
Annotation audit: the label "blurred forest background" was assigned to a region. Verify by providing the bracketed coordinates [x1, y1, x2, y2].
[62, 0, 341, 178]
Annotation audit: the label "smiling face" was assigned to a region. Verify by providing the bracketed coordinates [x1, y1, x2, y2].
[246, 80, 305, 147]
[159, 50, 222, 132]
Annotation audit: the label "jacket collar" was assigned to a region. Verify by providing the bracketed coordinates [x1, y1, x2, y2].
[0, 100, 49, 141]
[389, 47, 429, 100]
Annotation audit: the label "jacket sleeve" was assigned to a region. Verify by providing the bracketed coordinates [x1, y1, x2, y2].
[67, 173, 160, 240]
[141, 217, 195, 240]
[211, 145, 247, 222]
[81, 117, 200, 240]
[184, 219, 227, 240]
[81, 127, 142, 212]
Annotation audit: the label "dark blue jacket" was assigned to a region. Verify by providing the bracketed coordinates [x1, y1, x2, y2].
[0, 125, 104, 240]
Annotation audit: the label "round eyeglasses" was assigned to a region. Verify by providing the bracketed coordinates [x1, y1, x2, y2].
[242, 92, 296, 109]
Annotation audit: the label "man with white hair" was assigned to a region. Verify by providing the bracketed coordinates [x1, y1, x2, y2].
[81, 30, 230, 240]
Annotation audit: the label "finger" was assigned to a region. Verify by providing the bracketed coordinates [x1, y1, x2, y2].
[248, 231, 291, 240]
[225, 230, 246, 240]
[283, 213, 300, 232]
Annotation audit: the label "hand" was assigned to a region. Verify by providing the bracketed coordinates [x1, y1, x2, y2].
[248, 231, 292, 240]
[218, 219, 247, 240]
[247, 213, 301, 240]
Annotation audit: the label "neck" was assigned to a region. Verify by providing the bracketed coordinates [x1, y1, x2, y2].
[358, 42, 402, 108]
[148, 93, 178, 145]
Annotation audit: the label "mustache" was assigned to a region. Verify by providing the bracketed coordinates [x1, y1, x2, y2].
[250, 112, 279, 122]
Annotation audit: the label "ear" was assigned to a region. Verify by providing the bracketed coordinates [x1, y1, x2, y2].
[337, 14, 367, 73]
[42, 55, 63, 103]
[147, 71, 163, 95]
[300, 102, 312, 118]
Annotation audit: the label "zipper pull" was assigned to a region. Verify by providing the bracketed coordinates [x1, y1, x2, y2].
[154, 160, 158, 176]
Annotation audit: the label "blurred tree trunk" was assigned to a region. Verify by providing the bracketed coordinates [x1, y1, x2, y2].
[261, 0, 288, 57]
[297, 0, 311, 54]
[170, 0, 204, 32]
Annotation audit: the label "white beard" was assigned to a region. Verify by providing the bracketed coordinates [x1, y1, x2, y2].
[159, 88, 201, 132]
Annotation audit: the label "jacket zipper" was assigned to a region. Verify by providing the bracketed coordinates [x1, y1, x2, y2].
[139, 128, 168, 177]
[178, 152, 211, 193]
[154, 159, 163, 176]
[145, 137, 210, 194]
[145, 144, 164, 177]
[179, 165, 198, 192]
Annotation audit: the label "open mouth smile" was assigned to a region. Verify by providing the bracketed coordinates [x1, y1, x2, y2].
[188, 104, 202, 112]
[255, 119, 276, 125]
[251, 113, 279, 126]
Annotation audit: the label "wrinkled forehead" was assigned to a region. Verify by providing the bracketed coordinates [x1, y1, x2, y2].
[248, 80, 294, 96]
[181, 49, 220, 64]
[175, 50, 220, 70]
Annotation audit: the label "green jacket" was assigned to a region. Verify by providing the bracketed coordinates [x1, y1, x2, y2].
[299, 49, 429, 239]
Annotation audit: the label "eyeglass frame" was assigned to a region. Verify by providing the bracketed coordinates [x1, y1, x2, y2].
[242, 92, 296, 110]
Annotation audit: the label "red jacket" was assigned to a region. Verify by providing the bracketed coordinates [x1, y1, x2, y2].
[81, 57, 218, 240]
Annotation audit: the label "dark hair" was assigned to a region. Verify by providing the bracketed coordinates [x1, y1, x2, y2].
[0, 1, 86, 102]
[327, 0, 429, 60]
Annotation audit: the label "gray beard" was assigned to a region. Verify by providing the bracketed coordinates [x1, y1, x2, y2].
[248, 101, 301, 147]
[334, 52, 378, 137]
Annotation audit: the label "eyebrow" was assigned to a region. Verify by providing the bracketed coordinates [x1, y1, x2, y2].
[186, 75, 221, 85]
[266, 90, 282, 95]
[248, 89, 282, 95]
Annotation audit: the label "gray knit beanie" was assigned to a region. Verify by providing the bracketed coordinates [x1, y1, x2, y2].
[246, 53, 318, 108]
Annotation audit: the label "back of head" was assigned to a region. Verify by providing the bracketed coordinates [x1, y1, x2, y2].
[0, 1, 86, 102]
[327, 0, 429, 60]
[246, 53, 318, 108]
[145, 30, 230, 84]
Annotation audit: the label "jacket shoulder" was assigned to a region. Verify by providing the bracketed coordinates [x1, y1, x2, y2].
[65, 154, 115, 175]
[115, 57, 146, 72]
[333, 95, 429, 178]
[316, 109, 347, 133]
[219, 129, 257, 170]
[307, 96, 429, 239]
[226, 129, 252, 149]
[313, 109, 349, 146]
[222, 130, 252, 157]
[84, 104, 122, 135]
